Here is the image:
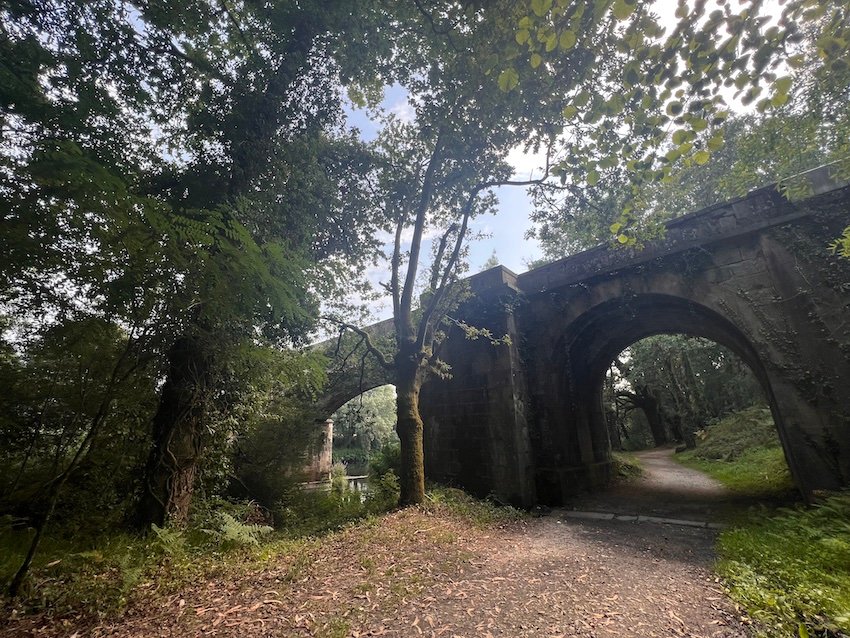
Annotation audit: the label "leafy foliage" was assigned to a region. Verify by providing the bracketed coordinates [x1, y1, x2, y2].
[718, 493, 850, 637]
[517, 0, 850, 246]
[676, 406, 795, 499]
[606, 335, 765, 450]
[332, 385, 399, 473]
[273, 472, 400, 538]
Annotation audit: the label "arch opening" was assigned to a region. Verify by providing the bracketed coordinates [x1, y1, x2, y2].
[543, 293, 801, 503]
[331, 384, 399, 477]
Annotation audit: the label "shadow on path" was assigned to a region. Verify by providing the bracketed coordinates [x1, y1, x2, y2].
[563, 447, 765, 522]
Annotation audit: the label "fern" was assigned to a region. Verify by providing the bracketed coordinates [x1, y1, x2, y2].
[215, 512, 273, 548]
[150, 523, 186, 557]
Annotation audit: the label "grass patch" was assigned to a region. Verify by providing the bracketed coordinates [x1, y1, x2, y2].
[672, 406, 847, 635]
[425, 486, 526, 527]
[675, 406, 796, 499]
[0, 512, 319, 621]
[678, 446, 796, 498]
[611, 451, 643, 481]
[717, 492, 850, 637]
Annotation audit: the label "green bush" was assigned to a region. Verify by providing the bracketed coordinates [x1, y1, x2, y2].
[426, 487, 525, 527]
[718, 492, 850, 637]
[367, 470, 400, 512]
[688, 406, 778, 461]
[273, 469, 399, 537]
[611, 451, 643, 481]
[369, 443, 401, 478]
[676, 406, 795, 498]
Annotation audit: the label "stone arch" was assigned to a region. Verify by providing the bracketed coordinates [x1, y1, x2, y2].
[317, 376, 394, 421]
[549, 293, 795, 495]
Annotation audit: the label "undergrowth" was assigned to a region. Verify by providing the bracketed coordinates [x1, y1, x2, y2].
[611, 451, 643, 481]
[672, 406, 848, 635]
[1, 471, 401, 622]
[425, 486, 526, 527]
[676, 406, 795, 498]
[717, 492, 850, 637]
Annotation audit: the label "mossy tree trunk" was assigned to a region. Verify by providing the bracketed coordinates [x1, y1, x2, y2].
[394, 341, 427, 505]
[136, 336, 210, 529]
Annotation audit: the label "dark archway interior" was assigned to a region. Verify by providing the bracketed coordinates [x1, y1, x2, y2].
[558, 293, 800, 491]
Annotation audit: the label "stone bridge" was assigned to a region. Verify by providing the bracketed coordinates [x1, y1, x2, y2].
[320, 164, 850, 506]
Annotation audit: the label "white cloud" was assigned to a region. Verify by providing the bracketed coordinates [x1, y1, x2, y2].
[388, 98, 416, 124]
[506, 144, 547, 180]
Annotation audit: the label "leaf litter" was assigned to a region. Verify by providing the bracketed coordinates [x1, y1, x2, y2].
[2, 502, 750, 637]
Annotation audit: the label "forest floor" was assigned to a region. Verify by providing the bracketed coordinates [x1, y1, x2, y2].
[3, 449, 755, 638]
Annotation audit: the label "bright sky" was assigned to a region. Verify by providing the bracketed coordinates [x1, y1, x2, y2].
[345, 85, 542, 321]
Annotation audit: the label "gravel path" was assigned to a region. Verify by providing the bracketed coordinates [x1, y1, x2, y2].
[566, 447, 742, 522]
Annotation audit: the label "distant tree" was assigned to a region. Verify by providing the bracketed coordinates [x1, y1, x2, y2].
[332, 385, 398, 455]
[481, 250, 501, 270]
[609, 335, 765, 449]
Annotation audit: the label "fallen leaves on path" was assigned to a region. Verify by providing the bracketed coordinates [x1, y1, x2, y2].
[1, 507, 749, 638]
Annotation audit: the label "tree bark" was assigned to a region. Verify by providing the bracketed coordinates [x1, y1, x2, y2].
[136, 336, 209, 529]
[394, 342, 426, 505]
[640, 391, 669, 447]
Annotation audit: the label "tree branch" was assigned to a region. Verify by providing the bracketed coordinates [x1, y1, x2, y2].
[415, 143, 555, 350]
[428, 222, 457, 291]
[399, 131, 445, 335]
[323, 317, 394, 371]
[391, 213, 404, 320]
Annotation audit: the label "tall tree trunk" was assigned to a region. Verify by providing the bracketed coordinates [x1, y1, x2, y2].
[640, 391, 669, 447]
[394, 344, 426, 505]
[136, 336, 209, 529]
[668, 355, 698, 449]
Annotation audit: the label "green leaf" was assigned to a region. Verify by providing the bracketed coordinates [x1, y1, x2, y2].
[531, 0, 552, 17]
[610, 222, 623, 233]
[559, 30, 577, 50]
[771, 92, 789, 108]
[531, 53, 543, 69]
[497, 68, 519, 92]
[516, 29, 530, 45]
[612, 0, 635, 21]
[694, 150, 710, 165]
[617, 233, 630, 244]
[666, 101, 683, 116]
[587, 170, 600, 186]
[774, 75, 793, 96]
[707, 134, 724, 151]
[691, 118, 707, 132]
[562, 104, 578, 118]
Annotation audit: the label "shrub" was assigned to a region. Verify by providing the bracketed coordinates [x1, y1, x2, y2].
[426, 486, 525, 527]
[718, 492, 850, 637]
[369, 443, 401, 478]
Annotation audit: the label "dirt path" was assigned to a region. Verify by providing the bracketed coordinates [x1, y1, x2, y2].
[565, 447, 739, 522]
[3, 452, 752, 637]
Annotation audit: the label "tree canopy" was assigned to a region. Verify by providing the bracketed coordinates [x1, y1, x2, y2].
[523, 0, 850, 258]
